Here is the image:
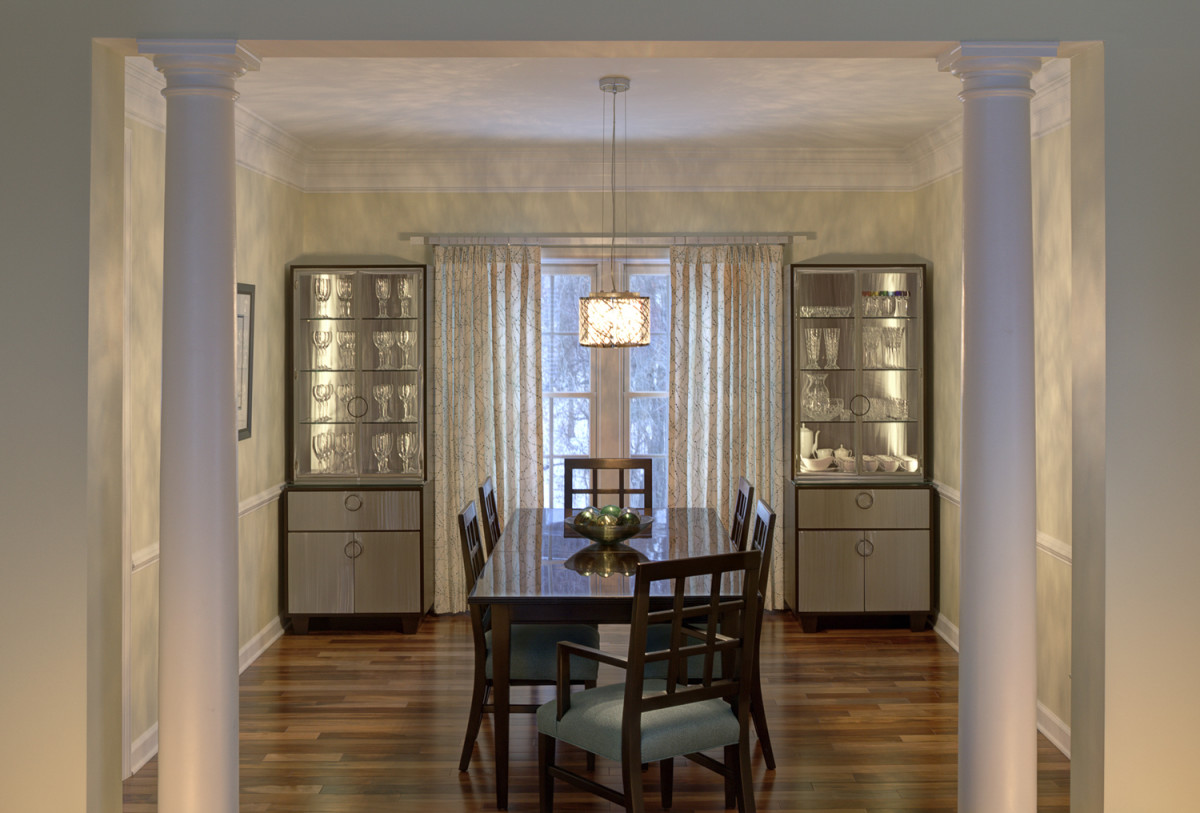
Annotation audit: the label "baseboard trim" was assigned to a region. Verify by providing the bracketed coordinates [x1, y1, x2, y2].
[240, 615, 287, 675]
[933, 613, 1070, 759]
[130, 722, 158, 776]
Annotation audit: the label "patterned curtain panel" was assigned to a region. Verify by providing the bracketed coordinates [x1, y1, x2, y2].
[667, 244, 786, 608]
[432, 244, 544, 613]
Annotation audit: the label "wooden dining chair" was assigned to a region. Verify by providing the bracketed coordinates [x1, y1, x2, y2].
[457, 501, 600, 774]
[744, 498, 777, 770]
[478, 476, 502, 556]
[536, 549, 763, 813]
[729, 476, 755, 550]
[563, 457, 653, 514]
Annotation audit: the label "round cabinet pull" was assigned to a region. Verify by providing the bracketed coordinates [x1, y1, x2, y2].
[344, 494, 363, 511]
[850, 394, 871, 417]
[855, 491, 874, 510]
[856, 538, 875, 558]
[344, 539, 363, 559]
[347, 395, 369, 419]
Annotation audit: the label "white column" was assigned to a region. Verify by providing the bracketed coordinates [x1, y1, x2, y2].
[138, 39, 259, 813]
[938, 42, 1056, 813]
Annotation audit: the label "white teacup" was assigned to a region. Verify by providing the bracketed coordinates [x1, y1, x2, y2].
[815, 448, 834, 459]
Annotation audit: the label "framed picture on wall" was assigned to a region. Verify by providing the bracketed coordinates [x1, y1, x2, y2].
[236, 282, 255, 441]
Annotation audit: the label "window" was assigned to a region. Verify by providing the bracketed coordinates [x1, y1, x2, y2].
[542, 258, 671, 510]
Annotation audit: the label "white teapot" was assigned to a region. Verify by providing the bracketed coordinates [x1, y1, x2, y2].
[799, 424, 819, 459]
[834, 444, 853, 460]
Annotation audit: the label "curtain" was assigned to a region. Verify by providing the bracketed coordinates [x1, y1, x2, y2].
[431, 244, 543, 613]
[667, 244, 786, 608]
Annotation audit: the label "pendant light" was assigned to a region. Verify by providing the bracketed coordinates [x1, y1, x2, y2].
[579, 76, 651, 348]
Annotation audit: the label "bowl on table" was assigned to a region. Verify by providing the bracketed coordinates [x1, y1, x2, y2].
[568, 506, 653, 545]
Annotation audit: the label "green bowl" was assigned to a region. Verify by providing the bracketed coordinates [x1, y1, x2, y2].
[568, 515, 653, 544]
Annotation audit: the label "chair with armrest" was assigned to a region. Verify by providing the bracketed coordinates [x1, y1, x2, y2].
[478, 476, 502, 556]
[564, 457, 653, 514]
[728, 477, 755, 551]
[536, 549, 763, 813]
[743, 498, 777, 769]
[456, 500, 600, 773]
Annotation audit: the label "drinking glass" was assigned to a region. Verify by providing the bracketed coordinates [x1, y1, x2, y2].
[398, 431, 417, 472]
[336, 331, 356, 369]
[373, 330, 395, 369]
[399, 383, 416, 421]
[334, 431, 355, 474]
[335, 383, 355, 416]
[312, 431, 332, 474]
[335, 277, 354, 317]
[864, 326, 882, 368]
[374, 276, 391, 318]
[313, 276, 332, 317]
[823, 328, 840, 369]
[396, 276, 413, 318]
[312, 382, 333, 422]
[804, 328, 821, 369]
[373, 383, 393, 421]
[397, 330, 416, 368]
[883, 326, 905, 368]
[311, 330, 332, 370]
[372, 432, 392, 474]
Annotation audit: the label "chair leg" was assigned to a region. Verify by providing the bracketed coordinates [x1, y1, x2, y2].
[538, 733, 556, 813]
[723, 745, 736, 810]
[734, 738, 756, 813]
[584, 680, 597, 771]
[750, 668, 776, 770]
[458, 673, 488, 772]
[621, 750, 646, 813]
[659, 758, 674, 809]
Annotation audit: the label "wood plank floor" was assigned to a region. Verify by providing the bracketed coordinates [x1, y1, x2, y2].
[123, 613, 1070, 812]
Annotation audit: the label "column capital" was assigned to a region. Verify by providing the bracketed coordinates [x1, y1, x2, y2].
[137, 39, 260, 98]
[938, 42, 1058, 98]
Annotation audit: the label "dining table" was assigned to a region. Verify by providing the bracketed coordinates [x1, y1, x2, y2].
[467, 506, 740, 810]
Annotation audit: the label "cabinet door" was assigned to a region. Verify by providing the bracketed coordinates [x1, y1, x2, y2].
[354, 531, 422, 613]
[287, 533, 355, 614]
[863, 530, 930, 612]
[796, 531, 863, 612]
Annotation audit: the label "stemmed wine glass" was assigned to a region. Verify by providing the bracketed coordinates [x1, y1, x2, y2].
[397, 431, 417, 473]
[883, 326, 905, 368]
[311, 330, 332, 370]
[373, 331, 395, 369]
[312, 382, 333, 422]
[373, 383, 393, 421]
[312, 431, 333, 474]
[313, 276, 332, 317]
[372, 432, 392, 474]
[334, 431, 355, 474]
[399, 383, 416, 421]
[374, 276, 391, 318]
[336, 331, 356, 369]
[396, 276, 413, 318]
[336, 383, 355, 417]
[335, 277, 354, 317]
[823, 328, 840, 370]
[396, 330, 416, 369]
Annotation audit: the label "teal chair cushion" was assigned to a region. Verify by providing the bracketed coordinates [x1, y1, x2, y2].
[485, 623, 600, 682]
[536, 678, 740, 764]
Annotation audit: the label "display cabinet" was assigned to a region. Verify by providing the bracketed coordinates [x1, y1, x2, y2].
[284, 264, 432, 633]
[783, 263, 933, 631]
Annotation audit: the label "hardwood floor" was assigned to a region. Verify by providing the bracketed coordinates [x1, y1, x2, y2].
[123, 613, 1070, 812]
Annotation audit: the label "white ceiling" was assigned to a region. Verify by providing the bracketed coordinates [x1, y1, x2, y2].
[234, 56, 967, 153]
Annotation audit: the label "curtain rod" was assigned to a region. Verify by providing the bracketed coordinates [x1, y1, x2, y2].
[407, 233, 815, 248]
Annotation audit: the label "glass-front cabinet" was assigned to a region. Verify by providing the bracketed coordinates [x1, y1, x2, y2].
[791, 264, 925, 480]
[290, 265, 426, 481]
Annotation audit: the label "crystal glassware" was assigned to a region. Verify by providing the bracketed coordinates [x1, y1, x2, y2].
[372, 383, 393, 421]
[311, 330, 332, 370]
[396, 276, 413, 318]
[372, 432, 392, 474]
[334, 431, 355, 474]
[399, 383, 416, 421]
[373, 330, 395, 369]
[863, 326, 882, 368]
[823, 328, 840, 369]
[802, 372, 832, 419]
[397, 431, 417, 472]
[335, 277, 354, 317]
[804, 328, 821, 369]
[883, 326, 905, 368]
[396, 330, 416, 369]
[312, 382, 333, 422]
[313, 276, 332, 317]
[336, 331, 356, 369]
[335, 383, 355, 418]
[312, 431, 332, 474]
[374, 276, 391, 318]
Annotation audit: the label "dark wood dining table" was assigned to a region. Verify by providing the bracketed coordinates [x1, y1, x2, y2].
[467, 506, 739, 809]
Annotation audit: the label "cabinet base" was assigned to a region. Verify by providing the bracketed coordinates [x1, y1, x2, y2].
[795, 611, 930, 634]
[288, 612, 426, 635]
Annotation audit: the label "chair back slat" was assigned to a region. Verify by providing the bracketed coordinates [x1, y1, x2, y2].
[729, 477, 755, 550]
[564, 457, 653, 513]
[458, 501, 487, 592]
[749, 499, 776, 587]
[478, 476, 502, 556]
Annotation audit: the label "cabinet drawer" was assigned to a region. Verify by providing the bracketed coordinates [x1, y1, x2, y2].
[287, 489, 420, 531]
[796, 487, 929, 530]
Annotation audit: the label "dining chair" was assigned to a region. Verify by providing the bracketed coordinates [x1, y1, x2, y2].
[744, 498, 777, 770]
[563, 457, 653, 514]
[457, 501, 600, 773]
[478, 476, 502, 556]
[729, 476, 755, 550]
[536, 549, 763, 813]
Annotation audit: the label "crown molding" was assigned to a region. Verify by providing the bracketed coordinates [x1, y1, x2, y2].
[126, 56, 1070, 195]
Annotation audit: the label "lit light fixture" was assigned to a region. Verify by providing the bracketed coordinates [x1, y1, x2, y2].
[579, 76, 651, 348]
